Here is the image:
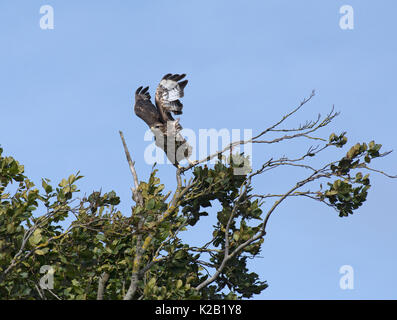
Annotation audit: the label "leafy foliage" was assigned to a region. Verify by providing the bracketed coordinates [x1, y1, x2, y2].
[323, 137, 388, 216]
[0, 148, 266, 299]
[0, 127, 394, 299]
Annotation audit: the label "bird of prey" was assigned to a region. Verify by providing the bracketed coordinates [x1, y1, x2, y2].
[134, 73, 193, 168]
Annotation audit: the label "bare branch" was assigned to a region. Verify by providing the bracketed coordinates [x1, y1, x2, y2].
[194, 161, 334, 291]
[361, 164, 397, 179]
[47, 288, 62, 300]
[181, 91, 325, 173]
[251, 90, 317, 140]
[119, 131, 143, 205]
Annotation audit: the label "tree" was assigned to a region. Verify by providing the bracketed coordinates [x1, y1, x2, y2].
[0, 91, 395, 299]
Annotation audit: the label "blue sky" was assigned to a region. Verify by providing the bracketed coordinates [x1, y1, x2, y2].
[1, 0, 396, 299]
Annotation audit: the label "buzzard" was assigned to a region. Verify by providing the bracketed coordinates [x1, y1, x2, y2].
[134, 73, 193, 168]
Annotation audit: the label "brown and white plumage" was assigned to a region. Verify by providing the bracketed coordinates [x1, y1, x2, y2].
[134, 74, 192, 168]
[134, 86, 162, 129]
[155, 73, 188, 123]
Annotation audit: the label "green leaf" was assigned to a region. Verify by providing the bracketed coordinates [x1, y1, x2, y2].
[176, 279, 183, 289]
[148, 277, 156, 289]
[59, 178, 68, 188]
[72, 279, 80, 286]
[96, 234, 106, 241]
[146, 198, 156, 210]
[233, 231, 240, 241]
[35, 248, 48, 255]
[29, 229, 42, 246]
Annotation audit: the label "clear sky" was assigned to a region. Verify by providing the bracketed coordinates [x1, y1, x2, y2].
[1, 0, 396, 299]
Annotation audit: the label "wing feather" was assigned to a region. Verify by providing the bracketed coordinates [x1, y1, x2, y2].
[155, 73, 188, 120]
[134, 75, 192, 168]
[134, 86, 162, 128]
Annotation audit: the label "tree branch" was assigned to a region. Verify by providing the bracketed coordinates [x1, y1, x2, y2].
[119, 131, 143, 205]
[181, 91, 322, 173]
[97, 272, 110, 300]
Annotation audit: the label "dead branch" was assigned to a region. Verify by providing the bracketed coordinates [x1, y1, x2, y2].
[119, 131, 143, 205]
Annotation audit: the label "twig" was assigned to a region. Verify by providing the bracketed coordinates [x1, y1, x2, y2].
[181, 91, 319, 173]
[194, 163, 332, 291]
[361, 164, 397, 179]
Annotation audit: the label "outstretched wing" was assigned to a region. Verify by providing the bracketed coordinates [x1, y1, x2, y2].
[134, 86, 162, 128]
[155, 73, 188, 123]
